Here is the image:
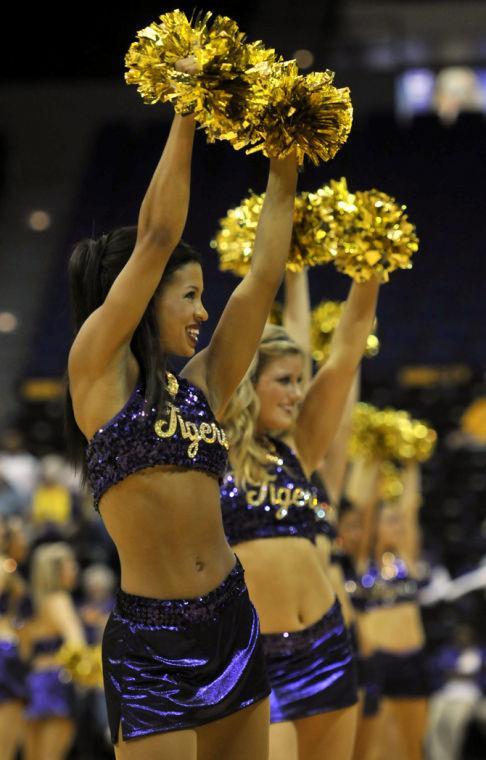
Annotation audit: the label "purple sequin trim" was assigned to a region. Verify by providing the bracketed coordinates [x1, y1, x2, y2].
[262, 599, 344, 657]
[114, 559, 246, 628]
[86, 376, 228, 510]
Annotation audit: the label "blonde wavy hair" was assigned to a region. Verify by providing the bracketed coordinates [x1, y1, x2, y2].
[30, 542, 75, 611]
[222, 324, 304, 488]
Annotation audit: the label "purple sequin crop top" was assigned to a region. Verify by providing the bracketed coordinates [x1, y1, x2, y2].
[86, 374, 229, 510]
[220, 437, 333, 546]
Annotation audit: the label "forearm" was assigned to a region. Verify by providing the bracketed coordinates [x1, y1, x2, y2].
[283, 270, 311, 352]
[138, 114, 196, 245]
[329, 279, 379, 374]
[399, 463, 422, 561]
[320, 370, 361, 503]
[250, 154, 298, 291]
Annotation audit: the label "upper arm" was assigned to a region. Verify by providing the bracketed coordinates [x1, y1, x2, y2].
[294, 358, 356, 475]
[189, 271, 279, 415]
[69, 230, 175, 381]
[317, 371, 360, 504]
[47, 593, 85, 646]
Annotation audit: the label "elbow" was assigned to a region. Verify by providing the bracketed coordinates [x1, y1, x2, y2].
[137, 226, 178, 257]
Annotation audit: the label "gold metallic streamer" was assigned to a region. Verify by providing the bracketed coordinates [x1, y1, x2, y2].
[56, 643, 103, 689]
[349, 403, 437, 464]
[314, 178, 419, 283]
[211, 188, 334, 275]
[125, 13, 352, 164]
[246, 61, 353, 165]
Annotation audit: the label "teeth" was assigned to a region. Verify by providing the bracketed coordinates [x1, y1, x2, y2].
[187, 328, 199, 341]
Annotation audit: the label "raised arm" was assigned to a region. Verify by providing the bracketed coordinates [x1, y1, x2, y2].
[396, 461, 423, 567]
[345, 458, 381, 567]
[294, 279, 379, 475]
[69, 113, 196, 379]
[283, 269, 312, 388]
[318, 369, 360, 505]
[188, 154, 298, 415]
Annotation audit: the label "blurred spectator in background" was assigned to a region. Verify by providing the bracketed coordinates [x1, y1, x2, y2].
[434, 66, 485, 124]
[426, 623, 486, 759]
[31, 456, 75, 529]
[0, 430, 40, 502]
[0, 468, 25, 518]
[23, 542, 85, 760]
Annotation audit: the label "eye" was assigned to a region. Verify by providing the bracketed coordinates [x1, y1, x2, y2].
[277, 375, 291, 385]
[184, 290, 196, 300]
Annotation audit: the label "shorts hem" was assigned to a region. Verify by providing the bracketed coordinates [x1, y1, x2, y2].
[117, 689, 271, 744]
[270, 695, 358, 724]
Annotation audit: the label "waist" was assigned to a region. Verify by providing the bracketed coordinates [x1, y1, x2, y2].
[357, 602, 425, 652]
[234, 537, 336, 631]
[261, 598, 344, 655]
[114, 557, 246, 628]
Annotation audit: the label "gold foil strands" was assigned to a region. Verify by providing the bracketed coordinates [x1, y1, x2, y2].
[125, 11, 352, 165]
[349, 403, 437, 464]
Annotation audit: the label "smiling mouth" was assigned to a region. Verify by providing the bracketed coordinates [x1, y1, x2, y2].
[186, 326, 200, 347]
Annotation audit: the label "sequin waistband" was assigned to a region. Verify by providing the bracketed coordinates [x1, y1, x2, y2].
[114, 558, 247, 628]
[262, 598, 345, 657]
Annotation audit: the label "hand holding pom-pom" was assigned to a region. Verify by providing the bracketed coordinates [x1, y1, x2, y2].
[125, 10, 277, 146]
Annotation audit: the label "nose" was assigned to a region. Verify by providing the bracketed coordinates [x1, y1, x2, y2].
[196, 302, 208, 322]
[290, 382, 303, 402]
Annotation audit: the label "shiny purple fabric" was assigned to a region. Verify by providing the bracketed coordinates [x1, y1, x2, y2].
[0, 639, 27, 703]
[86, 376, 229, 510]
[262, 598, 358, 723]
[25, 668, 76, 719]
[102, 559, 270, 743]
[371, 648, 430, 699]
[221, 437, 333, 545]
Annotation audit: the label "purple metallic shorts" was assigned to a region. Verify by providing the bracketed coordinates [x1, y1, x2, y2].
[102, 558, 270, 743]
[0, 639, 27, 703]
[25, 668, 76, 719]
[262, 598, 358, 723]
[372, 647, 430, 700]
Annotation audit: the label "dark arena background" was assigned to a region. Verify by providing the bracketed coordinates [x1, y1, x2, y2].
[0, 2, 486, 758]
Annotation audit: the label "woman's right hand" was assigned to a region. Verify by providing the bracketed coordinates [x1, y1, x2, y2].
[175, 55, 200, 75]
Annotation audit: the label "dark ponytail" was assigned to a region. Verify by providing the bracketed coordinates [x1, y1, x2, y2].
[64, 226, 201, 482]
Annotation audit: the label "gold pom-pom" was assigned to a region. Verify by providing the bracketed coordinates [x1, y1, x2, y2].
[125, 11, 277, 148]
[125, 10, 201, 107]
[310, 300, 379, 364]
[56, 643, 103, 689]
[211, 191, 264, 277]
[314, 178, 419, 283]
[461, 397, 486, 443]
[349, 403, 437, 463]
[247, 61, 353, 165]
[211, 188, 334, 276]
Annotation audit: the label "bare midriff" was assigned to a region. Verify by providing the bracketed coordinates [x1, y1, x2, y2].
[0, 617, 17, 641]
[99, 466, 236, 600]
[357, 602, 425, 655]
[233, 536, 336, 633]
